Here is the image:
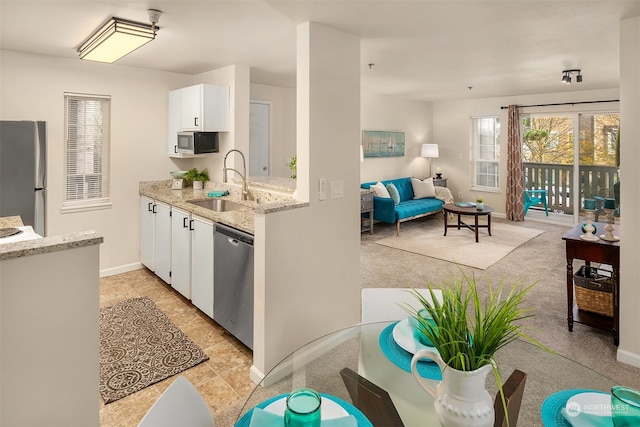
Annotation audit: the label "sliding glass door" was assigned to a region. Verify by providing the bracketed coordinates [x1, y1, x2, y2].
[521, 112, 619, 222]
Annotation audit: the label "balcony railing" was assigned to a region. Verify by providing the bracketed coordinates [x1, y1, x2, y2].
[523, 162, 619, 215]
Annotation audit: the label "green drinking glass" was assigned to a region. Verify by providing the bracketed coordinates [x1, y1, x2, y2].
[611, 386, 640, 426]
[284, 388, 321, 427]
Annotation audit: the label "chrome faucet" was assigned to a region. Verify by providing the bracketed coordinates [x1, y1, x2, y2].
[223, 149, 249, 200]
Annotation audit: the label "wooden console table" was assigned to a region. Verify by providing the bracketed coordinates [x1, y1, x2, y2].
[562, 222, 620, 345]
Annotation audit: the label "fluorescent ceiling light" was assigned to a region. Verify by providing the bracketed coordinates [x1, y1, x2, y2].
[78, 12, 160, 63]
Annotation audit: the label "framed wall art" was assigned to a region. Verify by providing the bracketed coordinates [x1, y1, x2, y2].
[362, 130, 405, 158]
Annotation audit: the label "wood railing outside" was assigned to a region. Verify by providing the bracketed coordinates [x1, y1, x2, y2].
[523, 162, 619, 215]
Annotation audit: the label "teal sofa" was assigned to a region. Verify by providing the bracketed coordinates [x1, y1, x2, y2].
[361, 177, 444, 235]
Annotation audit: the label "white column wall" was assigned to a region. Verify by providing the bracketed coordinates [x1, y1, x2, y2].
[617, 16, 640, 368]
[251, 21, 361, 380]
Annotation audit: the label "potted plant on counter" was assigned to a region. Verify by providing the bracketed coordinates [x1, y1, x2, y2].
[405, 272, 550, 427]
[185, 168, 209, 190]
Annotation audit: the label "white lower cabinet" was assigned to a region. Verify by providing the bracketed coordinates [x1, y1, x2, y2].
[191, 216, 214, 318]
[171, 207, 192, 299]
[140, 196, 171, 284]
[141, 196, 214, 318]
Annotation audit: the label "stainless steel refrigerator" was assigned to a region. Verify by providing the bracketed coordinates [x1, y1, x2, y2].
[0, 121, 47, 236]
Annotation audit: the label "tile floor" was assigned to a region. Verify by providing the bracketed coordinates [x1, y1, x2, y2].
[99, 268, 253, 427]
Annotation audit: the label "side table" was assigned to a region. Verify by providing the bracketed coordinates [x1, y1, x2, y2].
[562, 222, 620, 345]
[360, 189, 374, 235]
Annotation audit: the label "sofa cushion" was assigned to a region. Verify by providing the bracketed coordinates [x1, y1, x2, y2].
[411, 177, 436, 198]
[395, 198, 443, 221]
[371, 182, 390, 198]
[386, 183, 400, 205]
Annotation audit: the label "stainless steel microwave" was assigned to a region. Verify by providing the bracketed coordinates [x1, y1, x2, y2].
[176, 131, 219, 155]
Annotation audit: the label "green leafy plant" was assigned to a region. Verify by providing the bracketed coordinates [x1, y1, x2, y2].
[404, 271, 551, 425]
[476, 197, 484, 204]
[185, 167, 209, 182]
[286, 155, 297, 179]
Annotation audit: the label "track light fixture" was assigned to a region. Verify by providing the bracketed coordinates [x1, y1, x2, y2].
[561, 69, 582, 84]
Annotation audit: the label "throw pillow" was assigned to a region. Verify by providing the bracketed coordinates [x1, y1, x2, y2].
[411, 177, 436, 199]
[386, 183, 400, 205]
[371, 182, 390, 198]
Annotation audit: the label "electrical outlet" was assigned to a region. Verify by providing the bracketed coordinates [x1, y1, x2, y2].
[459, 192, 463, 199]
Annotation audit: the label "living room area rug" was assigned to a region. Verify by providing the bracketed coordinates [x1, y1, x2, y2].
[99, 296, 209, 404]
[375, 221, 543, 270]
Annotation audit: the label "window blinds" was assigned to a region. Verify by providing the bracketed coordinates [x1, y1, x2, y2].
[64, 93, 111, 207]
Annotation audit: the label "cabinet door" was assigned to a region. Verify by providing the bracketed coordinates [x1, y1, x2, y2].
[180, 84, 202, 131]
[191, 216, 214, 318]
[139, 196, 155, 270]
[202, 84, 229, 131]
[154, 202, 172, 284]
[171, 207, 191, 299]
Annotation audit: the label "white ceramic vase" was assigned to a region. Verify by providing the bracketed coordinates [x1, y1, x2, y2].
[476, 202, 484, 210]
[411, 349, 494, 427]
[193, 180, 204, 190]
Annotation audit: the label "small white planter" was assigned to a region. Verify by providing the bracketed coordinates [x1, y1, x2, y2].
[193, 181, 204, 190]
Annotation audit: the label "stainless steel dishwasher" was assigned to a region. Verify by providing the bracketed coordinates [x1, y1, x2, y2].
[214, 223, 254, 349]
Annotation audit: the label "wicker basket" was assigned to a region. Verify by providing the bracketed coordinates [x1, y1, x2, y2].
[574, 265, 614, 317]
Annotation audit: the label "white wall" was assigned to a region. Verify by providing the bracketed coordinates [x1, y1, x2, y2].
[0, 50, 193, 275]
[360, 93, 434, 183]
[617, 16, 640, 368]
[432, 88, 620, 211]
[250, 83, 297, 178]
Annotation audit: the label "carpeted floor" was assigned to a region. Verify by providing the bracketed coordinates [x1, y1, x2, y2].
[360, 215, 640, 426]
[100, 297, 210, 404]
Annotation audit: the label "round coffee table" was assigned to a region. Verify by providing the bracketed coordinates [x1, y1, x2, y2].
[442, 203, 494, 242]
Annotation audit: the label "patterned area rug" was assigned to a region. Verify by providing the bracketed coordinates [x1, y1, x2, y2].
[99, 297, 209, 404]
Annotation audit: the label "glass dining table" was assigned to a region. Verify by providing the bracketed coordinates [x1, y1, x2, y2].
[235, 321, 618, 426]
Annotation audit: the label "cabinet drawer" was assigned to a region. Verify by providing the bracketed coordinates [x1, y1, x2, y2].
[361, 200, 373, 211]
[360, 192, 373, 203]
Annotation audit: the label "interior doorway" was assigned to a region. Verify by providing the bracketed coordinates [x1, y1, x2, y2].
[250, 100, 271, 177]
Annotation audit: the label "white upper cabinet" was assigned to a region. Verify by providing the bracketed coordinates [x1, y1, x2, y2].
[167, 83, 229, 157]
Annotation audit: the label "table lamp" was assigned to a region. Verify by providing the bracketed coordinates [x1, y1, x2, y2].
[421, 144, 439, 178]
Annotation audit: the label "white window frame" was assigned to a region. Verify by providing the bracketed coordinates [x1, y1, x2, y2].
[471, 116, 500, 191]
[62, 92, 111, 212]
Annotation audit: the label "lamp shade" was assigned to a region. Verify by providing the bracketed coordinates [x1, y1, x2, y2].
[78, 17, 157, 63]
[421, 144, 439, 158]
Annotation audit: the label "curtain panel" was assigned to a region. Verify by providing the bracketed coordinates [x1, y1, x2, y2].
[506, 105, 525, 221]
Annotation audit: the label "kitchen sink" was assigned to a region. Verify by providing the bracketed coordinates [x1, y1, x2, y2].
[187, 199, 245, 212]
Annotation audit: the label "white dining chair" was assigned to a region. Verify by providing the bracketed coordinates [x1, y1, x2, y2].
[361, 287, 443, 323]
[138, 376, 215, 427]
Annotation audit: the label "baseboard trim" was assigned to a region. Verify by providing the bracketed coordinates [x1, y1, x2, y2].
[617, 348, 640, 368]
[100, 263, 142, 278]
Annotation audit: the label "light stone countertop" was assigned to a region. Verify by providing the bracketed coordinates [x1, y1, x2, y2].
[0, 229, 103, 260]
[139, 180, 308, 234]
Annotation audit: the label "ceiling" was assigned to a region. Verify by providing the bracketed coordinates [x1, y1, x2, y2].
[1, 0, 639, 102]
